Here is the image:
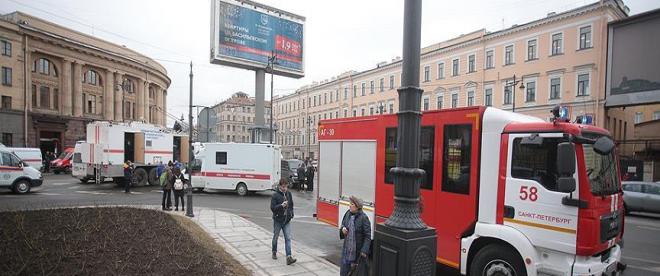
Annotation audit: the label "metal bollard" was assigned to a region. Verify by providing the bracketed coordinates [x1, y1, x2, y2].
[185, 183, 194, 217]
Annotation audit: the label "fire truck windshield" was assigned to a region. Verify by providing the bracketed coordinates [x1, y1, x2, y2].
[583, 143, 619, 196]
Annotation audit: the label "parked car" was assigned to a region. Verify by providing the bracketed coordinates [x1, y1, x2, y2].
[6, 147, 43, 172]
[281, 159, 304, 188]
[51, 147, 74, 174]
[622, 181, 660, 214]
[0, 147, 43, 194]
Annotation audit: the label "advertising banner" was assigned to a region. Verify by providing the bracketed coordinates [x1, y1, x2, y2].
[211, 0, 305, 78]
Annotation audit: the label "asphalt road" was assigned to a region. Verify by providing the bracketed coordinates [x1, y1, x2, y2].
[1, 174, 659, 275]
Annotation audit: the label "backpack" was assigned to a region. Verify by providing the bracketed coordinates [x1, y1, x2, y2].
[159, 171, 168, 187]
[174, 177, 184, 190]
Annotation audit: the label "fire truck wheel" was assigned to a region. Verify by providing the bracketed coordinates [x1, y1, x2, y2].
[134, 168, 148, 186]
[236, 183, 248, 196]
[470, 244, 527, 276]
[148, 168, 158, 186]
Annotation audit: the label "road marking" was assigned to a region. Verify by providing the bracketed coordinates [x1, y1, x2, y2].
[75, 191, 108, 195]
[623, 256, 660, 266]
[66, 185, 81, 190]
[130, 192, 144, 195]
[37, 192, 63, 196]
[50, 182, 73, 186]
[637, 225, 660, 231]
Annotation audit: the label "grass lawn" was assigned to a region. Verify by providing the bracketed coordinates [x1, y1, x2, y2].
[0, 207, 251, 276]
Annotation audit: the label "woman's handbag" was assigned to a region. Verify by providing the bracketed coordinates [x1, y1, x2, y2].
[348, 255, 370, 276]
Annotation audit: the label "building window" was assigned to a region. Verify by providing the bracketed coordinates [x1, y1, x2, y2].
[353, 109, 357, 117]
[389, 103, 394, 114]
[1, 67, 11, 86]
[379, 78, 384, 92]
[467, 90, 474, 106]
[505, 45, 514, 65]
[370, 106, 374, 115]
[39, 86, 50, 109]
[389, 75, 395, 89]
[484, 88, 492, 107]
[1, 133, 12, 146]
[550, 77, 561, 99]
[84, 70, 99, 85]
[370, 80, 375, 93]
[344, 88, 348, 99]
[1, 40, 10, 56]
[468, 55, 475, 73]
[85, 94, 96, 114]
[344, 109, 347, 117]
[504, 86, 512, 105]
[451, 93, 458, 108]
[36, 58, 50, 75]
[485, 50, 494, 69]
[437, 62, 444, 79]
[423, 98, 429, 111]
[361, 108, 365, 116]
[579, 26, 592, 49]
[654, 111, 660, 120]
[330, 92, 333, 103]
[31, 85, 37, 108]
[527, 39, 537, 60]
[353, 85, 357, 97]
[551, 33, 563, 55]
[424, 66, 430, 82]
[1, 96, 11, 109]
[577, 73, 590, 96]
[525, 81, 536, 102]
[634, 112, 643, 124]
[361, 83, 366, 96]
[324, 93, 327, 104]
[313, 96, 317, 106]
[452, 59, 459, 76]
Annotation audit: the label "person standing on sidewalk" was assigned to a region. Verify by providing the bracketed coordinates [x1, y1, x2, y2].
[339, 196, 371, 276]
[171, 167, 186, 211]
[161, 165, 173, 210]
[270, 178, 297, 265]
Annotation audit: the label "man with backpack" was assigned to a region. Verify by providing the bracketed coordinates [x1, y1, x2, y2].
[171, 167, 186, 212]
[160, 164, 173, 211]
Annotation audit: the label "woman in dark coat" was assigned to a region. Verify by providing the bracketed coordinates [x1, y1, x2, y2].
[339, 196, 371, 276]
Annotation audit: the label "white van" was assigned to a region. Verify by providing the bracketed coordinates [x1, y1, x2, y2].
[0, 148, 43, 193]
[7, 147, 43, 172]
[191, 143, 281, 196]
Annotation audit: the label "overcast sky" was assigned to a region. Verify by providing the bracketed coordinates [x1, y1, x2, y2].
[2, 0, 659, 126]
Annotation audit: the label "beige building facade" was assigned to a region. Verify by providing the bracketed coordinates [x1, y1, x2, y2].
[274, 0, 630, 160]
[0, 12, 170, 152]
[207, 92, 272, 143]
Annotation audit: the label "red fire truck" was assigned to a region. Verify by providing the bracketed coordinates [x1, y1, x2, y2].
[316, 106, 623, 276]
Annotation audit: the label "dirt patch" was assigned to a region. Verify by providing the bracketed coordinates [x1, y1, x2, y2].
[0, 207, 251, 276]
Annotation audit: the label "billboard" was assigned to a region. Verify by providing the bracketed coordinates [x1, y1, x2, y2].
[606, 9, 660, 107]
[210, 0, 305, 78]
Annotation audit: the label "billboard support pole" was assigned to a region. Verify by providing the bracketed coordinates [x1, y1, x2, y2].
[253, 69, 266, 143]
[373, 0, 436, 275]
[186, 61, 194, 218]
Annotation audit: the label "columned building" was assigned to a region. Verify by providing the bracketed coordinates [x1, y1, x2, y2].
[274, 0, 630, 160]
[0, 12, 170, 153]
[203, 92, 272, 143]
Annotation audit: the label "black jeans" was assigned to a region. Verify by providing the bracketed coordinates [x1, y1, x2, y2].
[162, 189, 172, 209]
[174, 190, 184, 210]
[307, 178, 314, 191]
[124, 177, 131, 193]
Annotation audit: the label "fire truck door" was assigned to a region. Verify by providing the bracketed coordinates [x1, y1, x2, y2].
[134, 133, 145, 164]
[435, 122, 479, 269]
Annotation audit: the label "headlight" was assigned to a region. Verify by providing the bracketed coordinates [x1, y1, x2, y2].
[293, 173, 298, 177]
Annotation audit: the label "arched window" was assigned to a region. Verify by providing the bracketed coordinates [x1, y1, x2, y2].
[33, 58, 58, 76]
[123, 79, 135, 93]
[83, 70, 100, 85]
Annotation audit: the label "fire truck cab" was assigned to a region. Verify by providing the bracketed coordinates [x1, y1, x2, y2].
[316, 106, 623, 276]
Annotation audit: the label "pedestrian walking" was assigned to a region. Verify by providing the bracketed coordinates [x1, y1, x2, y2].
[296, 163, 306, 192]
[171, 167, 186, 211]
[339, 196, 371, 276]
[123, 160, 133, 193]
[270, 178, 297, 265]
[306, 164, 315, 192]
[161, 164, 173, 211]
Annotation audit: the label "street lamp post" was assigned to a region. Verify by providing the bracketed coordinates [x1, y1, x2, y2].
[373, 0, 437, 275]
[506, 74, 526, 113]
[186, 62, 194, 218]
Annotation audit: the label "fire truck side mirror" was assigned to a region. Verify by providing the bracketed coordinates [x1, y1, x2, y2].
[557, 178, 576, 193]
[593, 136, 615, 155]
[557, 142, 576, 176]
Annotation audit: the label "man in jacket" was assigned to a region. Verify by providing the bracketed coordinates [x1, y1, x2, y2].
[339, 196, 371, 276]
[270, 178, 297, 265]
[161, 166, 173, 210]
[306, 164, 315, 192]
[123, 161, 133, 193]
[296, 163, 306, 191]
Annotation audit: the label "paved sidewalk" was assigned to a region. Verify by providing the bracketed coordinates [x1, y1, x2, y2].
[188, 207, 340, 276]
